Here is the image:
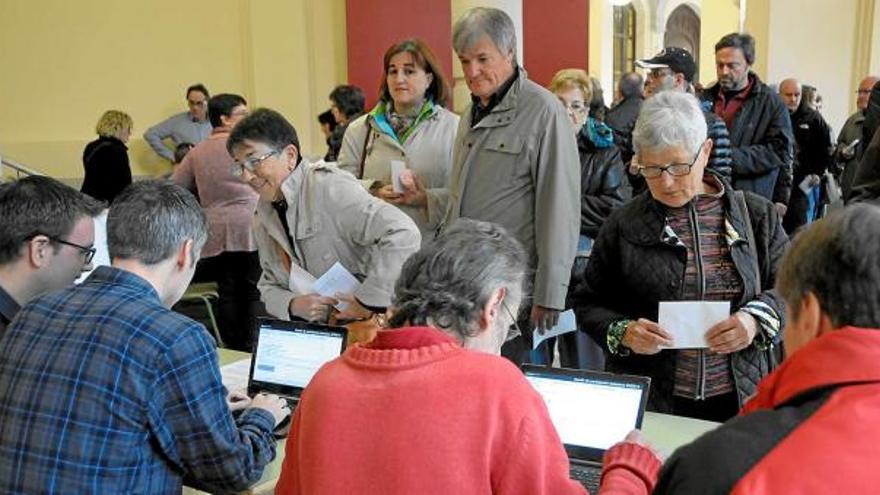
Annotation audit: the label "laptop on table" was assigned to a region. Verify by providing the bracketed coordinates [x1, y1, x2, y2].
[247, 318, 348, 410]
[522, 365, 651, 493]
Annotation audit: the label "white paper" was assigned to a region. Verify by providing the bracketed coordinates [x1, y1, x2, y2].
[312, 262, 361, 311]
[288, 263, 317, 295]
[390, 160, 406, 193]
[532, 309, 578, 350]
[657, 301, 730, 349]
[220, 358, 252, 392]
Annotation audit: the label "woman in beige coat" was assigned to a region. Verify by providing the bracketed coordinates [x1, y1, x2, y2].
[338, 39, 459, 237]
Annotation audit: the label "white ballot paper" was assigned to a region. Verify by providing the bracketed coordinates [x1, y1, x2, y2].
[220, 358, 252, 392]
[658, 301, 730, 349]
[390, 160, 406, 193]
[289, 263, 318, 295]
[312, 262, 361, 311]
[532, 309, 578, 350]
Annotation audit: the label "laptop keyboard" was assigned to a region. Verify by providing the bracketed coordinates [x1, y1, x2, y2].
[570, 465, 601, 493]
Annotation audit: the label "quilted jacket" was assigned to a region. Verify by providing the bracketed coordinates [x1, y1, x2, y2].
[573, 180, 789, 412]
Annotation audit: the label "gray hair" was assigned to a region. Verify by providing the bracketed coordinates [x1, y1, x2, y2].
[633, 91, 707, 155]
[107, 180, 207, 265]
[389, 219, 527, 341]
[778, 204, 880, 329]
[453, 7, 518, 66]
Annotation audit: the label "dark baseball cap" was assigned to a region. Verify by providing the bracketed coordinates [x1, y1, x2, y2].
[636, 47, 697, 83]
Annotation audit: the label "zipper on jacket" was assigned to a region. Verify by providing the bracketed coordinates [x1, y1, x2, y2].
[689, 202, 707, 401]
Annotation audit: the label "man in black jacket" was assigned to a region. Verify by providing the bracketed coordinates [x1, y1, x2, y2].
[778, 78, 833, 233]
[848, 80, 880, 203]
[701, 33, 794, 211]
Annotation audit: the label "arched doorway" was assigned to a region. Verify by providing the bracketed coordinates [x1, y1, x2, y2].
[663, 4, 700, 75]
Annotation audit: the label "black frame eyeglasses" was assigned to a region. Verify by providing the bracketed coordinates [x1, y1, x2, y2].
[635, 148, 702, 179]
[49, 237, 96, 264]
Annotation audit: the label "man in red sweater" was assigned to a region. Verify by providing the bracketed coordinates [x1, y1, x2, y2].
[275, 219, 661, 494]
[654, 203, 880, 493]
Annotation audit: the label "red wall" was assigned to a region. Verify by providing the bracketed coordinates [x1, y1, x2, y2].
[522, 0, 590, 88]
[345, 0, 453, 110]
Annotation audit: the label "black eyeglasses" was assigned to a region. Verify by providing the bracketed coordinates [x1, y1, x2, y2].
[52, 238, 96, 264]
[635, 148, 702, 179]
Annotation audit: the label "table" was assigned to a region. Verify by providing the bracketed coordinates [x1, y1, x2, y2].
[185, 349, 720, 493]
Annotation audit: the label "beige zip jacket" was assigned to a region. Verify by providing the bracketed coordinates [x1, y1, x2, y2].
[253, 159, 421, 319]
[338, 104, 459, 236]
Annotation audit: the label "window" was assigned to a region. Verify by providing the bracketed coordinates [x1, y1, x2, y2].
[613, 5, 637, 93]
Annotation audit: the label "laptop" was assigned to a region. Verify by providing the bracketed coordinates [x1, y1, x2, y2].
[247, 318, 348, 407]
[522, 365, 651, 492]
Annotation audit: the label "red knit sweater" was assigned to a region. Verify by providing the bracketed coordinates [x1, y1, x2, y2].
[275, 326, 660, 494]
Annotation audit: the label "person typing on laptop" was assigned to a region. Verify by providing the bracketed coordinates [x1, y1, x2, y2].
[0, 181, 289, 493]
[274, 219, 661, 495]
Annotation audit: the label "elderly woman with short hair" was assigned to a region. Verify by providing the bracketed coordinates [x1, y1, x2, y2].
[575, 91, 788, 421]
[80, 110, 133, 204]
[275, 219, 661, 495]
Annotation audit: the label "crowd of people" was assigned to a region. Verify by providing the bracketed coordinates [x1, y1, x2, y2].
[1, 5, 880, 494]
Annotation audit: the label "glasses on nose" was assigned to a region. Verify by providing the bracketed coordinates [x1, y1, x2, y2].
[188, 100, 207, 107]
[857, 89, 872, 95]
[52, 238, 96, 264]
[231, 149, 280, 177]
[648, 69, 672, 79]
[563, 102, 587, 115]
[635, 149, 701, 179]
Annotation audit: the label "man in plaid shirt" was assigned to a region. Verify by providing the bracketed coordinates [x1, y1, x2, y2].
[0, 181, 289, 493]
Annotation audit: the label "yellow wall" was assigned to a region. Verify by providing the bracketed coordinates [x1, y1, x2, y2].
[697, 0, 740, 85]
[743, 0, 769, 80]
[0, 0, 347, 181]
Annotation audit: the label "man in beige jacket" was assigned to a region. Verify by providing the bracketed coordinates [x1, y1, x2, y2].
[227, 108, 420, 323]
[409, 8, 579, 362]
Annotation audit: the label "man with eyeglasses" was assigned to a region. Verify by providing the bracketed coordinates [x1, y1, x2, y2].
[227, 108, 420, 326]
[172, 93, 262, 352]
[836, 76, 879, 199]
[0, 181, 288, 493]
[0, 176, 103, 337]
[144, 83, 213, 162]
[634, 47, 733, 196]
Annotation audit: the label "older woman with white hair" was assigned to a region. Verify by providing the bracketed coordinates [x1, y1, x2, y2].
[275, 219, 661, 495]
[574, 91, 789, 421]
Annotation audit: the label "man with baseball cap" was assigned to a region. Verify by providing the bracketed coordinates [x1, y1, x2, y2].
[629, 47, 732, 193]
[637, 47, 698, 97]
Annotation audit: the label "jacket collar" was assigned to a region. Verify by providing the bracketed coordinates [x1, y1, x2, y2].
[468, 67, 527, 129]
[742, 327, 880, 413]
[622, 174, 745, 246]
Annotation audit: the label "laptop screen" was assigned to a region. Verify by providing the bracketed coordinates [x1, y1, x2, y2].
[523, 366, 650, 461]
[249, 319, 347, 396]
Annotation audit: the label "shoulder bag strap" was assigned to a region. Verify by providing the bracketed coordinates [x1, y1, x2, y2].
[357, 115, 373, 179]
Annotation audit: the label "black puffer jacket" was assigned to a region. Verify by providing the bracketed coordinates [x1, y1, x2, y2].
[701, 74, 794, 202]
[577, 130, 628, 238]
[573, 182, 788, 412]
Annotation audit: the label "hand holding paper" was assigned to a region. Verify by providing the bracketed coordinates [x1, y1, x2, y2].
[657, 301, 731, 349]
[312, 262, 361, 312]
[532, 309, 577, 350]
[705, 311, 759, 354]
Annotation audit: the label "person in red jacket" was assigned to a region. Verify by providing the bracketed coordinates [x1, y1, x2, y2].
[275, 219, 661, 495]
[655, 203, 880, 493]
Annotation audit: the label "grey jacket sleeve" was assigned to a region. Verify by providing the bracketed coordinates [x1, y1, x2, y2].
[337, 116, 383, 190]
[253, 218, 297, 320]
[143, 116, 177, 162]
[533, 106, 580, 309]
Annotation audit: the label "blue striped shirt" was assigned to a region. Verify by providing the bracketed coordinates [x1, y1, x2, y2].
[0, 266, 276, 494]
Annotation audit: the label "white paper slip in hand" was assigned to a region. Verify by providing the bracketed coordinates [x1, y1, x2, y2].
[288, 263, 318, 296]
[390, 160, 406, 193]
[312, 262, 361, 311]
[220, 358, 253, 392]
[532, 309, 578, 350]
[657, 301, 730, 349]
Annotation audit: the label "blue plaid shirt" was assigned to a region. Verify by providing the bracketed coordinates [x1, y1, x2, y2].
[0, 266, 277, 494]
